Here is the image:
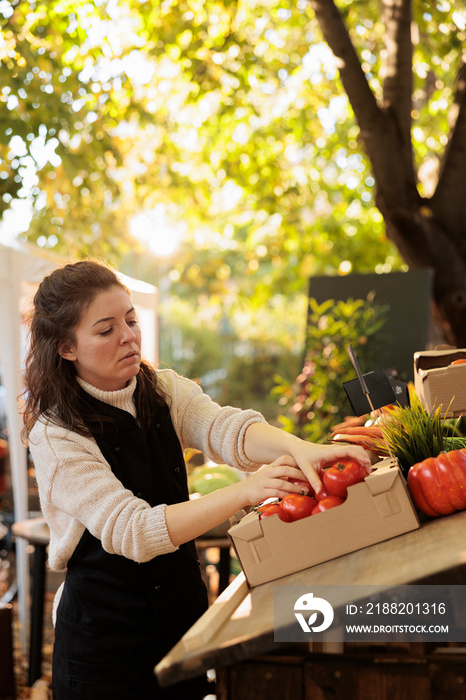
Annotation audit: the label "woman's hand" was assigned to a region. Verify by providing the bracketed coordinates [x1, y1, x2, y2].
[244, 422, 373, 495]
[238, 455, 312, 506]
[287, 442, 372, 494]
[166, 455, 311, 546]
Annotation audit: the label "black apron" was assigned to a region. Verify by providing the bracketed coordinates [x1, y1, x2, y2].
[52, 392, 210, 700]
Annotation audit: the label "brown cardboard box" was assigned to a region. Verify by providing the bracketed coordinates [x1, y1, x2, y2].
[227, 459, 420, 587]
[414, 348, 466, 417]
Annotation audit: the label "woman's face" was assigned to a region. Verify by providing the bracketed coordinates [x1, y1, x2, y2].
[61, 285, 142, 391]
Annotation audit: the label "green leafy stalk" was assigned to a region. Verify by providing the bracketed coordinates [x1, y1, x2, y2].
[377, 394, 466, 475]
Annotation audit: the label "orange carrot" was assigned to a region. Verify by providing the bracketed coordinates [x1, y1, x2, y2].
[329, 425, 384, 438]
[331, 416, 367, 432]
[330, 433, 388, 454]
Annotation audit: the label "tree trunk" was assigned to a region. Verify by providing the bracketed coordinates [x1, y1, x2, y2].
[308, 0, 466, 347]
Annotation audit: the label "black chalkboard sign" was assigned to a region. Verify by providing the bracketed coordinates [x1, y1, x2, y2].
[307, 270, 434, 381]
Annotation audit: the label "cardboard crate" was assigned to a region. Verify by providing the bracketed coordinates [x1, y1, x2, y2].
[414, 348, 466, 417]
[227, 459, 420, 587]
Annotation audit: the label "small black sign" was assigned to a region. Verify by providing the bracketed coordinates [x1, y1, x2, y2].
[343, 370, 399, 416]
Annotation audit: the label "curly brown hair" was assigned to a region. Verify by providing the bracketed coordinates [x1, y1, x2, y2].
[23, 259, 164, 438]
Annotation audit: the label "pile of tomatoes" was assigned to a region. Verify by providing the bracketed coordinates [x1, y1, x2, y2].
[256, 458, 368, 523]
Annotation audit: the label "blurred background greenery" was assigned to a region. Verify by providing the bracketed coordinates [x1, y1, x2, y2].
[2, 0, 465, 430]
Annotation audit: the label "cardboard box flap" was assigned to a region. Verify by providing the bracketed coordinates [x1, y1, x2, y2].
[417, 365, 466, 383]
[414, 348, 466, 418]
[414, 349, 466, 373]
[228, 511, 264, 543]
[365, 463, 399, 495]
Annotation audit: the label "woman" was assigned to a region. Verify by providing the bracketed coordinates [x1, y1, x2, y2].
[23, 259, 370, 699]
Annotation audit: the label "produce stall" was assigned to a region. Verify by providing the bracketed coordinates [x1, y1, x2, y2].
[156, 509, 466, 699]
[156, 352, 466, 699]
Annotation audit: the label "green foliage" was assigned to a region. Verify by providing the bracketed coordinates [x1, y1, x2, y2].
[2, 0, 464, 287]
[122, 0, 406, 298]
[2, 0, 406, 294]
[378, 395, 466, 475]
[272, 296, 389, 442]
[158, 296, 302, 422]
[216, 347, 301, 420]
[2, 0, 465, 366]
[0, 0, 142, 255]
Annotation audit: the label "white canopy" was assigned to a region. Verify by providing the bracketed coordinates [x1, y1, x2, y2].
[0, 238, 158, 647]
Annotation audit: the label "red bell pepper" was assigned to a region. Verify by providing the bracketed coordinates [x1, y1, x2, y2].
[407, 448, 466, 517]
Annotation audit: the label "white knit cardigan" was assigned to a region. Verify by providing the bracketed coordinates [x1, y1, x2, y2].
[29, 368, 266, 573]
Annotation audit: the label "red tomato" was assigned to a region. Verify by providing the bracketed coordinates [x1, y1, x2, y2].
[258, 503, 292, 522]
[256, 500, 279, 513]
[287, 477, 314, 496]
[311, 496, 345, 515]
[323, 459, 367, 499]
[314, 488, 330, 502]
[407, 449, 466, 517]
[280, 493, 316, 521]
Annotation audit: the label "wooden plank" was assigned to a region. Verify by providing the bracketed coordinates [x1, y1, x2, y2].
[303, 655, 432, 700]
[229, 658, 303, 700]
[178, 573, 249, 652]
[218, 651, 466, 700]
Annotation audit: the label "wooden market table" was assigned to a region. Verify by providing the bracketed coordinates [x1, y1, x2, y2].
[11, 516, 50, 687]
[156, 510, 466, 700]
